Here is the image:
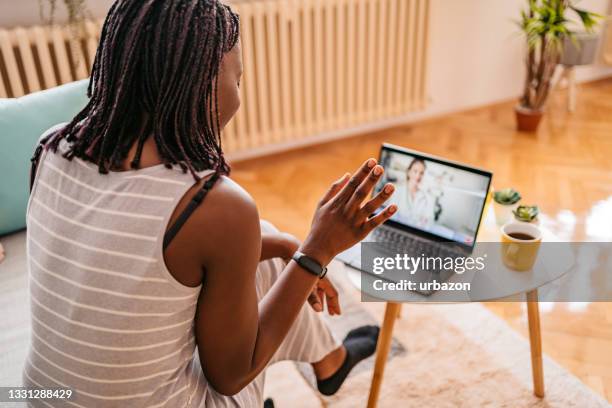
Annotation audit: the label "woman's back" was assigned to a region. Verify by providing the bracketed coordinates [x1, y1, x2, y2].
[24, 134, 213, 407]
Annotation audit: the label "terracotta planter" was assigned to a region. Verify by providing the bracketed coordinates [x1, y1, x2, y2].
[515, 106, 543, 132]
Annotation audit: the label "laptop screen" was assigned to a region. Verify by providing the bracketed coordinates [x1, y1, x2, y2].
[374, 144, 492, 246]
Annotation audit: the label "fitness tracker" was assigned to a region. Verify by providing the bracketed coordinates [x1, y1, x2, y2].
[291, 251, 328, 279]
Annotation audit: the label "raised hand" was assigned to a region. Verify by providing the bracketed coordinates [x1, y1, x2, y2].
[300, 159, 396, 266]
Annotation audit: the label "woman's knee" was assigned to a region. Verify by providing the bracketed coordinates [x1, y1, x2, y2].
[260, 219, 279, 234]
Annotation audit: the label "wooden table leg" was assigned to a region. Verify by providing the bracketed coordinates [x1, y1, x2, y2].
[526, 289, 545, 398]
[367, 302, 401, 408]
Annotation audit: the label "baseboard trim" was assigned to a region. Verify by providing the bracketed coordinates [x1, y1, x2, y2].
[226, 73, 612, 164]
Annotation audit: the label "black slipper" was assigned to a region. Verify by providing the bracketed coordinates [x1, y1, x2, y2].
[316, 325, 380, 396]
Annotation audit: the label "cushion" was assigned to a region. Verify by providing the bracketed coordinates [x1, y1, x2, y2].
[0, 80, 90, 235]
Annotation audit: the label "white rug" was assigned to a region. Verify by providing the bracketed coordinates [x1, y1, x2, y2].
[267, 271, 610, 407]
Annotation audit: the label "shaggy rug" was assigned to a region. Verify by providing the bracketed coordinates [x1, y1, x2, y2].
[266, 266, 610, 408]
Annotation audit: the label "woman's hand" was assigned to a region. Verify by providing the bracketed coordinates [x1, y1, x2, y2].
[307, 277, 341, 315]
[299, 158, 396, 266]
[261, 232, 342, 315]
[260, 232, 301, 261]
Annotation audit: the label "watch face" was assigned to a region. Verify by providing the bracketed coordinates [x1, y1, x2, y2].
[302, 256, 319, 271]
[295, 253, 324, 277]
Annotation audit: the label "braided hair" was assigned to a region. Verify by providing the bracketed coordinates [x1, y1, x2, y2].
[42, 0, 240, 179]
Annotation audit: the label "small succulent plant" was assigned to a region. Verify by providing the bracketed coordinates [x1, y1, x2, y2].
[513, 205, 539, 222]
[493, 188, 522, 205]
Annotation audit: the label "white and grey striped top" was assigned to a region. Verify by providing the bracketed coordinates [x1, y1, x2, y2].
[24, 125, 216, 407]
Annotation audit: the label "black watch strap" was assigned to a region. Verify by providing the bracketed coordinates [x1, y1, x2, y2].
[292, 251, 328, 279]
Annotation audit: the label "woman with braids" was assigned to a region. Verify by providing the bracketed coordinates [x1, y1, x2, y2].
[24, 0, 397, 406]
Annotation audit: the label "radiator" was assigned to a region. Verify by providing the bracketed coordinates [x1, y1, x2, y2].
[0, 0, 430, 155]
[0, 20, 103, 97]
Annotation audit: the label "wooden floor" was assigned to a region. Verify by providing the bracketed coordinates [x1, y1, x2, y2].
[231, 79, 612, 402]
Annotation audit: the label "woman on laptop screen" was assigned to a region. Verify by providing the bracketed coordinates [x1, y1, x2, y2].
[377, 146, 491, 245]
[400, 158, 436, 228]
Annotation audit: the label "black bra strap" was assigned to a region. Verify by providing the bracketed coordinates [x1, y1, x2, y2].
[163, 172, 220, 251]
[30, 135, 53, 193]
[30, 144, 45, 192]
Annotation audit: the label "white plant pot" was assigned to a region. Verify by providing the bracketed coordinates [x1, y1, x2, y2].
[561, 33, 600, 66]
[493, 202, 518, 226]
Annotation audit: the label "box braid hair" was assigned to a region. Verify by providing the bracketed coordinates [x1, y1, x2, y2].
[37, 0, 240, 180]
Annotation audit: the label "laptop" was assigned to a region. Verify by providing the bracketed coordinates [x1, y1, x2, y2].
[337, 143, 493, 295]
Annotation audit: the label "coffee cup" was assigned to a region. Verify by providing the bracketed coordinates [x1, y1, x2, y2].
[500, 221, 542, 271]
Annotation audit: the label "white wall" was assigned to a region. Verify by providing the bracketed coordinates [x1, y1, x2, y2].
[0, 0, 114, 27]
[423, 0, 612, 117]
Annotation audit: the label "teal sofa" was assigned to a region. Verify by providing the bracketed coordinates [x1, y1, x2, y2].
[0, 80, 89, 235]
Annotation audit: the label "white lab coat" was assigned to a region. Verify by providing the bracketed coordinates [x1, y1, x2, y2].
[391, 181, 435, 229]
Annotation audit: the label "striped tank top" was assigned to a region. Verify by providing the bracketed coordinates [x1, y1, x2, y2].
[24, 125, 217, 407]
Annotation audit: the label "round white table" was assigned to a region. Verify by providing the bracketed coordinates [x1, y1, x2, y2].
[332, 205, 574, 408]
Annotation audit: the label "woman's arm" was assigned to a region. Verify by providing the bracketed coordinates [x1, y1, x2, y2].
[185, 159, 395, 395]
[260, 232, 300, 261]
[261, 231, 342, 315]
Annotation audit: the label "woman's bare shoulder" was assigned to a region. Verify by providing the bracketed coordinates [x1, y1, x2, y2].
[212, 176, 256, 205]
[190, 176, 261, 272]
[186, 176, 260, 252]
[164, 175, 261, 286]
[203, 176, 258, 223]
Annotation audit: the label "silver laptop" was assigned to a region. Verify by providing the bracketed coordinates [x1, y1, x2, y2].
[337, 143, 493, 295]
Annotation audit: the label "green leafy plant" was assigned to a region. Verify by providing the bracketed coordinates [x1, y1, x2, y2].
[38, 0, 88, 26]
[38, 0, 89, 66]
[519, 0, 601, 111]
[513, 205, 540, 222]
[493, 188, 522, 205]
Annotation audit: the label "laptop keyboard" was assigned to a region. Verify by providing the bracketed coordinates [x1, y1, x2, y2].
[371, 226, 463, 266]
[335, 225, 466, 295]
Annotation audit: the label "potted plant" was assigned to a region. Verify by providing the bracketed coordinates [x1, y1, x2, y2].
[493, 188, 522, 226]
[39, 0, 88, 24]
[513, 205, 540, 224]
[39, 0, 89, 67]
[516, 0, 601, 131]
